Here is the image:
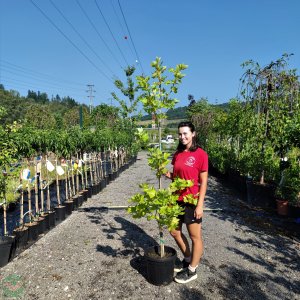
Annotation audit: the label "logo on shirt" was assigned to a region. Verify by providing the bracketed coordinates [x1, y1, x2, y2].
[185, 156, 196, 167]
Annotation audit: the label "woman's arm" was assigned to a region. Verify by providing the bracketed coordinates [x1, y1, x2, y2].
[194, 171, 208, 219]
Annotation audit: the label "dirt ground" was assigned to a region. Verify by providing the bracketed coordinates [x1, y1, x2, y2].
[0, 151, 299, 300]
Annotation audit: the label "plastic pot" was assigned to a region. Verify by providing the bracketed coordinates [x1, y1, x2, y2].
[64, 200, 74, 215]
[72, 196, 79, 210]
[43, 213, 51, 230]
[37, 216, 46, 234]
[80, 190, 88, 202]
[0, 236, 15, 267]
[54, 205, 66, 221]
[87, 186, 92, 198]
[144, 246, 177, 286]
[276, 199, 289, 216]
[13, 226, 29, 249]
[48, 210, 56, 228]
[25, 222, 39, 242]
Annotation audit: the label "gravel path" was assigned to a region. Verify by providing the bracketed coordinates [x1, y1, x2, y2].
[0, 151, 299, 300]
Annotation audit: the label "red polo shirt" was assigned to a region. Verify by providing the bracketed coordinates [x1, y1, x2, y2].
[172, 148, 208, 201]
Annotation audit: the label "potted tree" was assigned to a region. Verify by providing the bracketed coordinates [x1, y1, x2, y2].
[128, 148, 192, 285]
[0, 113, 18, 267]
[127, 58, 188, 285]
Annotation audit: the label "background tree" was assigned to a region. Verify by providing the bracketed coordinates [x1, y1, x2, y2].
[111, 65, 140, 120]
[24, 104, 56, 129]
[90, 104, 120, 128]
[240, 53, 300, 183]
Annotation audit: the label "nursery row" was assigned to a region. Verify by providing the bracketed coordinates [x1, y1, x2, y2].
[189, 55, 300, 210]
[0, 151, 137, 268]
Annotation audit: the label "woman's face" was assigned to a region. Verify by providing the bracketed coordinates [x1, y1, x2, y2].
[178, 126, 195, 149]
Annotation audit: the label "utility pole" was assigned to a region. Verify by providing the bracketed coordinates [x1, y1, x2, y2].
[86, 84, 95, 113]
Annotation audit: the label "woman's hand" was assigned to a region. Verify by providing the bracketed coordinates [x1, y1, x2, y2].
[194, 205, 204, 219]
[164, 171, 172, 179]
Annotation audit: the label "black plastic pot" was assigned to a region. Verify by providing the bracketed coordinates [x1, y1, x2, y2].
[288, 205, 300, 218]
[72, 196, 79, 210]
[246, 180, 276, 209]
[55, 206, 66, 221]
[78, 194, 84, 207]
[100, 179, 106, 190]
[0, 236, 15, 267]
[64, 200, 74, 215]
[25, 222, 39, 242]
[144, 246, 177, 286]
[48, 210, 56, 228]
[87, 186, 92, 198]
[92, 185, 98, 196]
[43, 213, 51, 230]
[13, 226, 29, 249]
[81, 190, 88, 202]
[37, 216, 46, 234]
[109, 173, 114, 182]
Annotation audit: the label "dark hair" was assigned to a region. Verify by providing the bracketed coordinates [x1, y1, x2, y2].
[177, 121, 198, 152]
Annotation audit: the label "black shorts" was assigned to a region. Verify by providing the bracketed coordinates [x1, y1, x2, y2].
[177, 202, 202, 224]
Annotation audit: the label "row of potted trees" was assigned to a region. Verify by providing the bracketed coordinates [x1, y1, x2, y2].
[189, 54, 300, 217]
[0, 147, 137, 268]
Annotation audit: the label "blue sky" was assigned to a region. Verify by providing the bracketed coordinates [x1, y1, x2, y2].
[1, 0, 300, 110]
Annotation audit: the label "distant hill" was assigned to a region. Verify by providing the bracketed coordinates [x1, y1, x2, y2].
[140, 106, 188, 121]
[140, 102, 229, 121]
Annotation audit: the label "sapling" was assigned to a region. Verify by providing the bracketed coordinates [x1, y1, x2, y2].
[128, 149, 193, 257]
[128, 58, 188, 257]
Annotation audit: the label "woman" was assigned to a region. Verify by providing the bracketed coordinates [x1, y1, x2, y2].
[165, 121, 208, 284]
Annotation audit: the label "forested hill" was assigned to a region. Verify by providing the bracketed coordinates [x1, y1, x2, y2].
[140, 106, 188, 121]
[140, 102, 229, 121]
[0, 85, 84, 125]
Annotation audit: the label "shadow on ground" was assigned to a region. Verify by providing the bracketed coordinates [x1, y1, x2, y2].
[204, 177, 300, 297]
[82, 207, 158, 281]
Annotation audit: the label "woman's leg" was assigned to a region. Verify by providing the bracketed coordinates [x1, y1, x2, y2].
[170, 222, 191, 257]
[186, 222, 203, 267]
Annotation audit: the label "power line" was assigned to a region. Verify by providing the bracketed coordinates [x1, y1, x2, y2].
[49, 0, 116, 77]
[75, 0, 124, 69]
[30, 0, 113, 83]
[1, 59, 84, 86]
[94, 0, 130, 68]
[109, 0, 136, 62]
[1, 78, 86, 100]
[117, 0, 144, 74]
[0, 65, 84, 92]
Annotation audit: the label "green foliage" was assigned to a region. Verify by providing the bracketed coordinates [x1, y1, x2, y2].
[135, 128, 149, 149]
[137, 57, 187, 124]
[128, 177, 192, 231]
[188, 55, 300, 191]
[127, 58, 188, 256]
[111, 65, 140, 120]
[91, 104, 120, 128]
[275, 148, 300, 205]
[147, 148, 170, 178]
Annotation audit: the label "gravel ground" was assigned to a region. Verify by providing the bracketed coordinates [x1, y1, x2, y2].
[0, 151, 299, 300]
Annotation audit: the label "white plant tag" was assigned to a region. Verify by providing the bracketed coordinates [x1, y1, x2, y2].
[56, 165, 65, 176]
[46, 160, 55, 172]
[22, 168, 30, 180]
[78, 160, 83, 168]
